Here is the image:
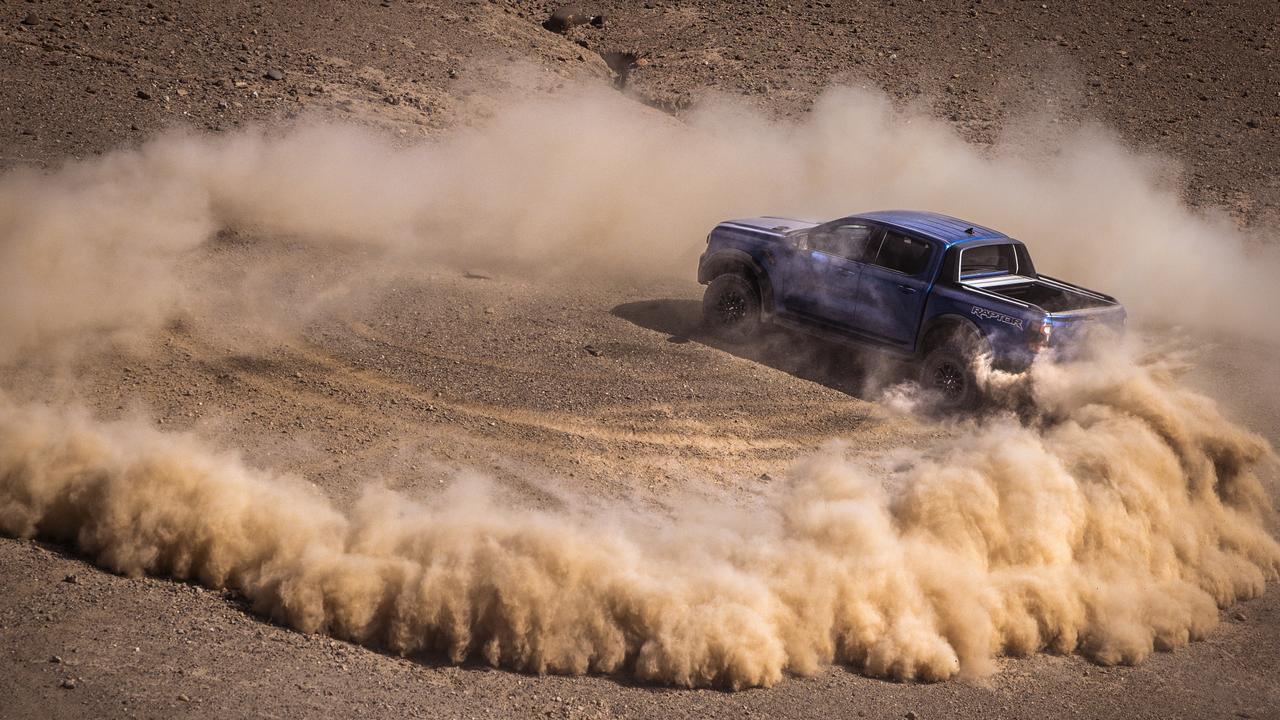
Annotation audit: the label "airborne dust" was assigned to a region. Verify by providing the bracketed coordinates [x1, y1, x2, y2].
[0, 84, 1277, 688]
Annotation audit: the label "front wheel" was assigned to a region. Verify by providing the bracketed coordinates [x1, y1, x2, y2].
[702, 274, 762, 343]
[919, 344, 981, 412]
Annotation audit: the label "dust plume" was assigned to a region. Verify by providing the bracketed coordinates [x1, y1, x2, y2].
[2, 84, 1279, 363]
[1, 342, 1276, 688]
[2, 79, 1278, 688]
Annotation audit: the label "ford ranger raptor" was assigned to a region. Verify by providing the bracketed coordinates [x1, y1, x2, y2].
[697, 210, 1125, 409]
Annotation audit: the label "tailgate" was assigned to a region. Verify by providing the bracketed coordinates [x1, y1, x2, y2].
[1046, 304, 1126, 349]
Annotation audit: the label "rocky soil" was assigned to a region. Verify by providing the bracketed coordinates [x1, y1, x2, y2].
[1, 1, 1278, 719]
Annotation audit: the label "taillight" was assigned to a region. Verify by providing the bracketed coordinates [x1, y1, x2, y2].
[1032, 321, 1052, 350]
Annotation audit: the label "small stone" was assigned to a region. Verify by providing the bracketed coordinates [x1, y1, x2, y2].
[49, 655, 63, 664]
[60, 678, 77, 689]
[583, 345, 602, 357]
[1245, 119, 1260, 129]
[63, 573, 79, 584]
[543, 6, 598, 32]
[20, 13, 39, 26]
[1232, 610, 1247, 621]
[905, 713, 918, 720]
[462, 270, 492, 280]
[178, 694, 191, 703]
[136, 89, 152, 100]
[483, 307, 496, 315]
[264, 68, 284, 81]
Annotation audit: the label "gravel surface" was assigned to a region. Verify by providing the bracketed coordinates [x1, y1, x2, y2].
[1, 1, 1278, 719]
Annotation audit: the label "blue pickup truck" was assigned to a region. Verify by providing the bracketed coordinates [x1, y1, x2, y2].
[697, 210, 1125, 408]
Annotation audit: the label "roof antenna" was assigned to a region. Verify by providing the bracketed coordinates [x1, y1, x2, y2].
[964, 226, 976, 235]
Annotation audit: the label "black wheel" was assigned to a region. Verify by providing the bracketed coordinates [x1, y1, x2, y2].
[702, 274, 762, 342]
[919, 344, 981, 412]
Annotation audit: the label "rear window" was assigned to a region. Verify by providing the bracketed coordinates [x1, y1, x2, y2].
[960, 244, 1019, 278]
[871, 232, 933, 276]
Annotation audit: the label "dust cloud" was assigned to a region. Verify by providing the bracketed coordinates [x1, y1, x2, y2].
[1, 82, 1278, 688]
[2, 84, 1278, 363]
[0, 344, 1276, 688]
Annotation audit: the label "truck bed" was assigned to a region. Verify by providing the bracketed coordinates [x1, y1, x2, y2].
[962, 275, 1117, 314]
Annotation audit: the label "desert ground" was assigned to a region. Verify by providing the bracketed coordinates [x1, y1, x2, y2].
[1, 1, 1278, 719]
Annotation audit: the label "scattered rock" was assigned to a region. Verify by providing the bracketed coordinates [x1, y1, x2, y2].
[1232, 610, 1247, 622]
[600, 51, 639, 74]
[60, 678, 77, 689]
[178, 694, 191, 703]
[904, 712, 918, 720]
[583, 345, 602, 357]
[543, 6, 603, 33]
[20, 13, 39, 26]
[483, 307, 496, 315]
[263, 68, 284, 81]
[63, 573, 79, 584]
[49, 655, 63, 664]
[462, 270, 492, 280]
[136, 89, 152, 100]
[600, 51, 641, 86]
[1245, 119, 1260, 129]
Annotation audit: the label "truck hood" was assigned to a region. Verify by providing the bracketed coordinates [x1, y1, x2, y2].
[720, 216, 821, 235]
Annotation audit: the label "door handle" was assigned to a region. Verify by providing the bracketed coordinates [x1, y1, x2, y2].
[897, 285, 917, 294]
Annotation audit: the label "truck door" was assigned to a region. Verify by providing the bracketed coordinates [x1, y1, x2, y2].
[786, 222, 877, 327]
[850, 230, 936, 347]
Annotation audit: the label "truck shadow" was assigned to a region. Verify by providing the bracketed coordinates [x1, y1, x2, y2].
[611, 299, 914, 402]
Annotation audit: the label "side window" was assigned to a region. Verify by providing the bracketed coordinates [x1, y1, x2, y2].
[810, 224, 875, 262]
[872, 232, 933, 276]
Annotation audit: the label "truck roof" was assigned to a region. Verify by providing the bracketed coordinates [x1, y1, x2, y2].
[850, 210, 1013, 247]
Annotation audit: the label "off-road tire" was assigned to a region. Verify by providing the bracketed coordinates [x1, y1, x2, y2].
[919, 343, 981, 412]
[702, 274, 762, 343]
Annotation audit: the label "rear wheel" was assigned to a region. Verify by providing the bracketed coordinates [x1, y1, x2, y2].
[702, 274, 762, 343]
[919, 342, 981, 412]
